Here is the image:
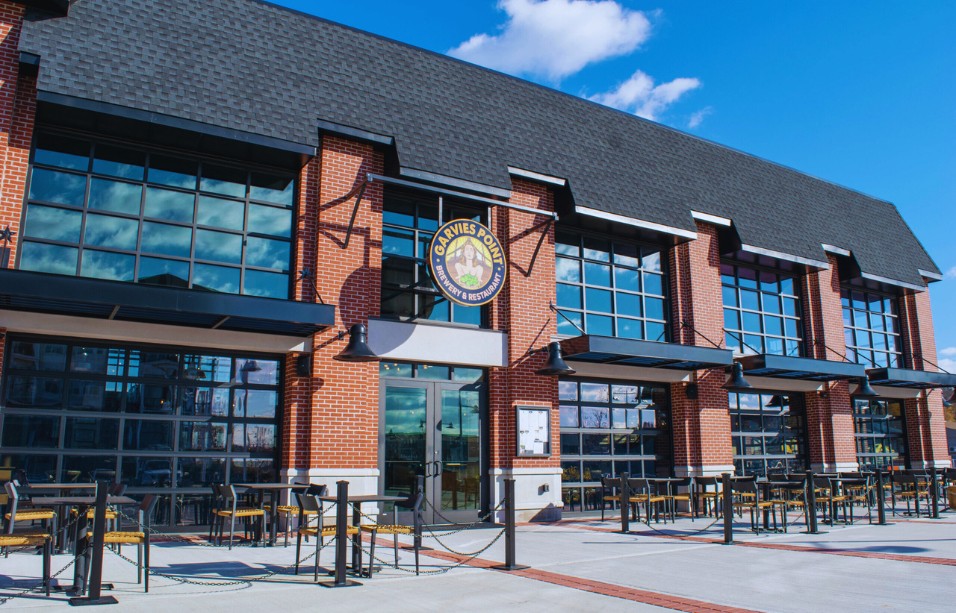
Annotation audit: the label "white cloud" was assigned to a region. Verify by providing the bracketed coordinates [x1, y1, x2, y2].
[945, 266, 956, 279]
[448, 0, 651, 81]
[939, 357, 956, 373]
[940, 347, 956, 357]
[688, 106, 713, 129]
[589, 70, 701, 120]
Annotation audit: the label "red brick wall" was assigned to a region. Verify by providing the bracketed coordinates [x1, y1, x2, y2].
[0, 2, 31, 269]
[668, 222, 732, 472]
[305, 135, 384, 470]
[802, 254, 856, 468]
[488, 178, 557, 470]
[0, 3, 30, 388]
[898, 289, 950, 466]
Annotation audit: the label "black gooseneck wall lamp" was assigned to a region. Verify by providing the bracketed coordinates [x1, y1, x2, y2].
[535, 341, 576, 376]
[851, 375, 880, 399]
[724, 361, 753, 390]
[333, 323, 379, 362]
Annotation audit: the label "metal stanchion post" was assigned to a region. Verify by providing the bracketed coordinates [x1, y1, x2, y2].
[721, 473, 733, 545]
[875, 469, 887, 525]
[69, 480, 118, 606]
[620, 472, 631, 534]
[930, 468, 940, 519]
[805, 470, 819, 534]
[320, 480, 360, 588]
[493, 478, 529, 571]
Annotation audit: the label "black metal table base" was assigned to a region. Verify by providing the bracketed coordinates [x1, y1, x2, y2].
[68, 596, 119, 607]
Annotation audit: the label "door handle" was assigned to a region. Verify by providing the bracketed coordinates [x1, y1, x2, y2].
[424, 461, 432, 478]
[435, 461, 443, 476]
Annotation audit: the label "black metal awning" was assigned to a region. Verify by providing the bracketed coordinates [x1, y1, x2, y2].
[865, 367, 956, 389]
[0, 270, 334, 337]
[737, 354, 866, 381]
[560, 335, 734, 371]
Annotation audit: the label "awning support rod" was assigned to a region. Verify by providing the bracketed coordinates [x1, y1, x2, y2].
[524, 217, 555, 277]
[367, 173, 558, 220]
[342, 180, 369, 249]
[549, 302, 585, 335]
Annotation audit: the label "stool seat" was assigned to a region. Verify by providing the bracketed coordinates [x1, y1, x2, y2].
[0, 532, 51, 547]
[215, 507, 265, 518]
[360, 524, 413, 535]
[5, 509, 56, 521]
[300, 525, 358, 537]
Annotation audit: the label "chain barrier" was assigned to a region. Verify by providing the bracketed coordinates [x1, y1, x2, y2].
[345, 526, 507, 576]
[0, 554, 76, 607]
[419, 497, 506, 536]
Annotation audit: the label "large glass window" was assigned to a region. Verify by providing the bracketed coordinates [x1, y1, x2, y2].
[19, 132, 295, 299]
[853, 399, 906, 470]
[381, 187, 485, 326]
[0, 337, 281, 526]
[841, 289, 901, 368]
[555, 230, 668, 340]
[729, 392, 807, 476]
[722, 263, 802, 356]
[559, 379, 671, 512]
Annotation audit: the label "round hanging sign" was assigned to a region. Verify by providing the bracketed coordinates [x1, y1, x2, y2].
[428, 219, 507, 306]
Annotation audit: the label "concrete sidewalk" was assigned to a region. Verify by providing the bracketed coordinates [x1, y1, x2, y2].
[2, 508, 954, 612]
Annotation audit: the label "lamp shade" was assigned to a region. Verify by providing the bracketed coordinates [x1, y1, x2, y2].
[536, 342, 576, 376]
[852, 375, 880, 398]
[334, 323, 379, 362]
[724, 362, 752, 390]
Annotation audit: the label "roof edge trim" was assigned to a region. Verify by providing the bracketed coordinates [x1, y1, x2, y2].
[576, 206, 697, 240]
[691, 211, 732, 227]
[860, 272, 925, 292]
[822, 244, 852, 257]
[37, 91, 317, 157]
[918, 268, 944, 282]
[316, 119, 394, 146]
[740, 244, 829, 269]
[399, 167, 511, 199]
[508, 166, 567, 187]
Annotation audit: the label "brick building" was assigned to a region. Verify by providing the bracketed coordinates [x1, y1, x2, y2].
[0, 0, 951, 524]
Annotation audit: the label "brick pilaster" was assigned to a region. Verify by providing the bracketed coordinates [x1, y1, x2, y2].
[488, 178, 557, 472]
[669, 222, 732, 475]
[899, 289, 951, 467]
[308, 135, 384, 471]
[0, 2, 32, 269]
[802, 254, 857, 471]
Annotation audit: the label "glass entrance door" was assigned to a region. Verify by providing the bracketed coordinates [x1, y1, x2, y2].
[381, 378, 485, 525]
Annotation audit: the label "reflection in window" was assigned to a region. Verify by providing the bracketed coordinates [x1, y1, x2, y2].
[853, 399, 906, 470]
[841, 289, 901, 368]
[555, 230, 667, 340]
[559, 378, 671, 511]
[722, 264, 802, 356]
[0, 337, 282, 525]
[20, 132, 294, 299]
[380, 187, 484, 326]
[729, 392, 806, 476]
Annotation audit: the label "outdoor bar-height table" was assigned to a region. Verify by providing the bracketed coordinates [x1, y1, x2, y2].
[319, 491, 405, 586]
[29, 494, 135, 598]
[22, 484, 97, 553]
[233, 482, 311, 546]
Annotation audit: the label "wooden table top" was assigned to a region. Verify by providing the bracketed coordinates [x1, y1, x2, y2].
[319, 494, 407, 504]
[28, 496, 136, 505]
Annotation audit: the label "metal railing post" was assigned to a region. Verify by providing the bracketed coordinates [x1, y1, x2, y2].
[805, 470, 819, 534]
[722, 473, 733, 545]
[493, 478, 529, 571]
[320, 480, 360, 588]
[875, 469, 887, 525]
[69, 480, 118, 605]
[620, 472, 631, 534]
[930, 468, 940, 519]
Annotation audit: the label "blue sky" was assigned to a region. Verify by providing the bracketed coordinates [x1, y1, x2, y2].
[275, 0, 956, 368]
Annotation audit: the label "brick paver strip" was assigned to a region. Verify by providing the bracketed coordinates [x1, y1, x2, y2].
[412, 540, 760, 612]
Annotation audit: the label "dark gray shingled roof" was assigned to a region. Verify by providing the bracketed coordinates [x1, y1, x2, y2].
[19, 0, 939, 287]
